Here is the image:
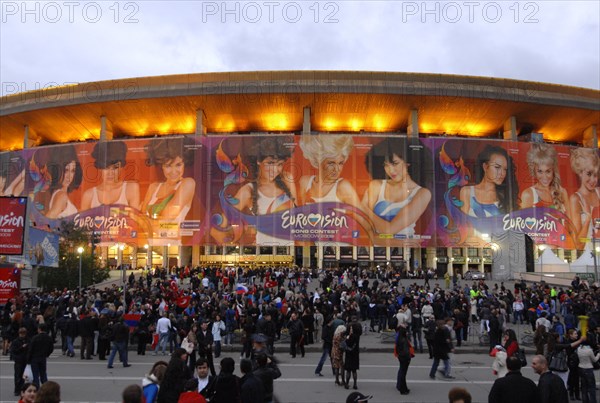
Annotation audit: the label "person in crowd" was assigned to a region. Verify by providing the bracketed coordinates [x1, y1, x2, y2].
[18, 382, 37, 403]
[394, 325, 412, 395]
[211, 314, 226, 359]
[185, 322, 199, 371]
[209, 357, 241, 403]
[142, 360, 168, 403]
[521, 144, 570, 217]
[195, 358, 215, 399]
[488, 356, 540, 403]
[107, 316, 131, 369]
[10, 327, 30, 396]
[448, 387, 472, 403]
[314, 315, 334, 377]
[566, 328, 582, 401]
[27, 323, 54, 388]
[81, 141, 140, 210]
[286, 311, 305, 358]
[177, 378, 206, 403]
[502, 329, 520, 358]
[157, 348, 192, 403]
[196, 320, 216, 376]
[345, 392, 373, 403]
[429, 320, 454, 380]
[460, 145, 519, 217]
[44, 144, 82, 219]
[97, 314, 112, 360]
[240, 358, 264, 403]
[531, 354, 569, 403]
[121, 384, 144, 403]
[141, 137, 196, 224]
[577, 339, 600, 403]
[78, 309, 97, 360]
[298, 134, 363, 208]
[34, 380, 60, 403]
[569, 148, 600, 250]
[490, 345, 508, 378]
[253, 352, 281, 403]
[343, 322, 361, 390]
[362, 137, 432, 237]
[154, 312, 172, 356]
[332, 324, 346, 386]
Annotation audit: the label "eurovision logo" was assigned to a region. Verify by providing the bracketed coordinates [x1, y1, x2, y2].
[502, 213, 558, 233]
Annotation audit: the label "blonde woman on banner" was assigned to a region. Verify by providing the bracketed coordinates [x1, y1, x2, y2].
[521, 144, 570, 217]
[569, 148, 600, 250]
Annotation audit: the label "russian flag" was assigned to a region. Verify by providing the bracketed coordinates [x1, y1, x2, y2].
[236, 284, 249, 294]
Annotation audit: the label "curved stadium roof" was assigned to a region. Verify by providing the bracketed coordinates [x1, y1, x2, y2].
[1, 71, 599, 150]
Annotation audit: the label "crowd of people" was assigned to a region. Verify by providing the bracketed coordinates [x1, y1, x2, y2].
[3, 264, 600, 402]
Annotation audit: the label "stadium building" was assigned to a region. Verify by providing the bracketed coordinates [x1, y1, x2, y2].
[1, 71, 599, 280]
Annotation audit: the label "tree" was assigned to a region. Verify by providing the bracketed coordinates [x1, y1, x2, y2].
[37, 222, 109, 290]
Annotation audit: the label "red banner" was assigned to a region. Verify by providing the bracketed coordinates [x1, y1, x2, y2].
[0, 266, 21, 304]
[0, 197, 27, 255]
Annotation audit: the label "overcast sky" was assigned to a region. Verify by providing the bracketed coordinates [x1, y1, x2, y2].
[1, 0, 599, 96]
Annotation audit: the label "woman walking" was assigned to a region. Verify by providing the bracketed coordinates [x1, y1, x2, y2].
[395, 326, 412, 395]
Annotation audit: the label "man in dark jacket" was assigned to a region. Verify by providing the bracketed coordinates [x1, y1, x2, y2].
[78, 309, 96, 360]
[27, 323, 54, 387]
[196, 320, 216, 376]
[240, 358, 264, 403]
[314, 315, 334, 376]
[531, 354, 568, 403]
[254, 352, 281, 403]
[107, 317, 131, 368]
[488, 356, 541, 403]
[287, 311, 304, 358]
[428, 320, 454, 379]
[10, 327, 29, 396]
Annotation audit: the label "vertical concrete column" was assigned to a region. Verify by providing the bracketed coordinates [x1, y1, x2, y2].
[117, 246, 123, 269]
[317, 246, 323, 269]
[99, 116, 113, 142]
[163, 246, 169, 270]
[302, 246, 311, 269]
[101, 247, 109, 268]
[146, 246, 153, 268]
[196, 109, 207, 136]
[192, 245, 200, 267]
[503, 116, 517, 140]
[407, 109, 418, 138]
[131, 246, 138, 269]
[448, 247, 453, 275]
[23, 125, 31, 149]
[303, 107, 311, 135]
[583, 125, 598, 149]
[426, 247, 436, 269]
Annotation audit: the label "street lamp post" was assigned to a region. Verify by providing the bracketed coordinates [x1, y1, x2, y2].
[539, 245, 546, 275]
[119, 244, 127, 309]
[77, 246, 84, 293]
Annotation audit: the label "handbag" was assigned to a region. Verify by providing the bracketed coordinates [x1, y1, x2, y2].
[515, 348, 527, 367]
[181, 337, 194, 354]
[23, 364, 33, 382]
[549, 349, 568, 372]
[408, 340, 415, 358]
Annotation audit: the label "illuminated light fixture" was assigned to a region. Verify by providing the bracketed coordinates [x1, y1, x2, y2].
[349, 119, 361, 131]
[373, 116, 386, 132]
[265, 113, 288, 131]
[323, 119, 337, 131]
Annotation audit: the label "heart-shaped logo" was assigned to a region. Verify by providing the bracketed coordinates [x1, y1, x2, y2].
[524, 218, 536, 230]
[94, 216, 104, 228]
[307, 214, 321, 226]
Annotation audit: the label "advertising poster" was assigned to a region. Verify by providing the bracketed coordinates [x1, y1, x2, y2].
[1, 134, 598, 250]
[24, 227, 60, 267]
[0, 197, 27, 255]
[0, 265, 21, 304]
[206, 135, 435, 247]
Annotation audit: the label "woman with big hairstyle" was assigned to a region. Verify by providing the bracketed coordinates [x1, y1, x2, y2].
[81, 141, 140, 210]
[459, 145, 519, 217]
[569, 148, 600, 250]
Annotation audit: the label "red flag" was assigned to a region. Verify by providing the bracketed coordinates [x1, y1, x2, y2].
[265, 280, 278, 288]
[177, 295, 191, 308]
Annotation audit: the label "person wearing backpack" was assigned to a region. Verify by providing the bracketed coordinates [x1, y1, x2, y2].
[423, 317, 436, 359]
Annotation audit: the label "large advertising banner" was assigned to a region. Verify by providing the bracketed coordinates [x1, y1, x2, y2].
[1, 137, 206, 248]
[1, 134, 598, 250]
[433, 138, 599, 249]
[206, 135, 435, 247]
[0, 265, 21, 304]
[0, 197, 27, 255]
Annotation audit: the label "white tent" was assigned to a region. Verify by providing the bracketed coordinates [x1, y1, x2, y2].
[535, 248, 570, 273]
[571, 245, 597, 273]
